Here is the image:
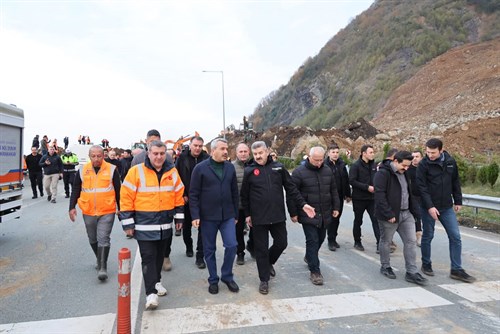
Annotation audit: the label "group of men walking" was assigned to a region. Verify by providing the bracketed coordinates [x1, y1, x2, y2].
[60, 131, 475, 311]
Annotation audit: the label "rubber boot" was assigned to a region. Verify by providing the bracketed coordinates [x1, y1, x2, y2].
[90, 242, 99, 270]
[98, 246, 110, 281]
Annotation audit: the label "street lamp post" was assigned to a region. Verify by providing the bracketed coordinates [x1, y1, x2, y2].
[202, 70, 226, 139]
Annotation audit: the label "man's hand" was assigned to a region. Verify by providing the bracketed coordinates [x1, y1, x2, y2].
[291, 216, 298, 223]
[69, 208, 77, 222]
[454, 205, 462, 213]
[183, 196, 189, 203]
[125, 229, 134, 237]
[388, 217, 396, 223]
[245, 216, 252, 228]
[192, 219, 200, 228]
[332, 210, 339, 218]
[345, 197, 352, 203]
[175, 223, 183, 231]
[302, 204, 315, 218]
[368, 186, 375, 193]
[428, 207, 440, 221]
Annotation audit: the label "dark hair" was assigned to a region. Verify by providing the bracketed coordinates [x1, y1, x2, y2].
[360, 144, 373, 154]
[146, 129, 161, 138]
[328, 144, 339, 151]
[412, 150, 422, 157]
[425, 138, 443, 150]
[387, 148, 398, 159]
[394, 150, 413, 163]
[190, 136, 204, 143]
[125, 149, 132, 154]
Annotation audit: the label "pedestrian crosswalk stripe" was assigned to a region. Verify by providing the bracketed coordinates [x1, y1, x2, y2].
[0, 313, 115, 334]
[439, 280, 500, 302]
[141, 287, 452, 333]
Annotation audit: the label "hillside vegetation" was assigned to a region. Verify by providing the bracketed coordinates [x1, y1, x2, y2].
[250, 0, 499, 131]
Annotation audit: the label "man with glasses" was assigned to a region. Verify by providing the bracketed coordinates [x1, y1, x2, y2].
[374, 151, 427, 285]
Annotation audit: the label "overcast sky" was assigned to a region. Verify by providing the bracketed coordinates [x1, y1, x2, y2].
[0, 0, 373, 153]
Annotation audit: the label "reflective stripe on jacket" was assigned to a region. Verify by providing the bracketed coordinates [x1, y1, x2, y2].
[119, 162, 185, 241]
[77, 161, 117, 216]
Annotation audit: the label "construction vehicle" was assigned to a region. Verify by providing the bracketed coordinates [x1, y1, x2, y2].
[0, 102, 24, 223]
[165, 131, 200, 153]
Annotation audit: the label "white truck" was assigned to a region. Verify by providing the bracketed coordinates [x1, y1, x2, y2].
[0, 102, 24, 223]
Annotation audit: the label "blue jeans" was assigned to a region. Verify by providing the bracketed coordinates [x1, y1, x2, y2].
[302, 224, 326, 274]
[201, 218, 237, 285]
[421, 206, 462, 270]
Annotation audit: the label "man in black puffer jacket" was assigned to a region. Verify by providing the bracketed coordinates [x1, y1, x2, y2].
[348, 144, 380, 252]
[288, 146, 340, 286]
[417, 138, 475, 283]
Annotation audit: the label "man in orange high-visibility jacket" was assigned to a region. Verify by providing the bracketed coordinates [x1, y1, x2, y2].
[119, 140, 184, 311]
[69, 145, 121, 281]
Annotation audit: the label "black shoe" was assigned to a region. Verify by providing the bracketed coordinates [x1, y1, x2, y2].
[236, 253, 245, 265]
[376, 244, 380, 254]
[380, 266, 396, 279]
[175, 229, 181, 236]
[208, 283, 219, 294]
[354, 242, 365, 251]
[328, 240, 336, 251]
[421, 264, 435, 276]
[269, 264, 276, 277]
[40, 193, 44, 197]
[186, 249, 194, 257]
[405, 272, 428, 286]
[50, 198, 56, 203]
[332, 240, 340, 249]
[32, 195, 38, 199]
[196, 258, 206, 269]
[450, 269, 476, 283]
[259, 281, 269, 295]
[47, 195, 52, 201]
[222, 280, 239, 293]
[65, 194, 70, 198]
[304, 256, 308, 265]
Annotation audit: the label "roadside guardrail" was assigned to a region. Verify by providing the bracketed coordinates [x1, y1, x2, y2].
[462, 193, 500, 214]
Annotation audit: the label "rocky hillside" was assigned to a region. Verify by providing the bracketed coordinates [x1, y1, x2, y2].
[249, 0, 499, 134]
[225, 39, 499, 160]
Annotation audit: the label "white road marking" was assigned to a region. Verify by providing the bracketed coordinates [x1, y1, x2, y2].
[131, 246, 143, 334]
[0, 313, 115, 334]
[439, 280, 500, 302]
[140, 286, 452, 333]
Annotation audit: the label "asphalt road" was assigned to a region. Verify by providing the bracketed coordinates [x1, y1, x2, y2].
[0, 181, 499, 333]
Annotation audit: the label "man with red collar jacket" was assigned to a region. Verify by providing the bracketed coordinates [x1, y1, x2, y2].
[241, 141, 315, 295]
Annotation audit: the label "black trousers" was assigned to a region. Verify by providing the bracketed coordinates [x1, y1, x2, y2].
[182, 202, 204, 260]
[29, 171, 43, 196]
[253, 222, 287, 282]
[352, 199, 380, 244]
[327, 199, 345, 241]
[236, 209, 247, 255]
[63, 171, 76, 196]
[138, 239, 167, 295]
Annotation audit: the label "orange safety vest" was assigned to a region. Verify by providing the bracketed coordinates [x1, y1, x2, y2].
[77, 161, 117, 216]
[120, 163, 184, 239]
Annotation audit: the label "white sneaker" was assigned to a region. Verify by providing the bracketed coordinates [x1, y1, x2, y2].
[155, 282, 167, 296]
[145, 293, 159, 310]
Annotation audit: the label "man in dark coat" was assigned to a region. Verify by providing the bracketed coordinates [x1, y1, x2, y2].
[324, 144, 351, 251]
[374, 151, 427, 285]
[241, 141, 315, 295]
[348, 144, 380, 252]
[417, 138, 475, 283]
[189, 138, 240, 295]
[288, 146, 340, 285]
